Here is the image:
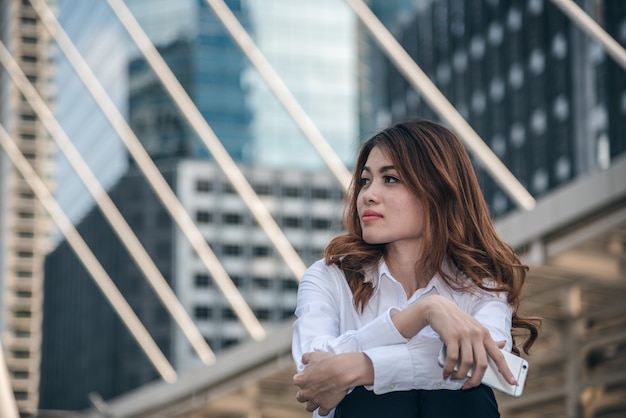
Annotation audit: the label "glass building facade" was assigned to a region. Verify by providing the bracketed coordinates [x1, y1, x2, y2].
[366, 0, 626, 217]
[125, 0, 359, 168]
[54, 0, 129, 225]
[244, 0, 358, 168]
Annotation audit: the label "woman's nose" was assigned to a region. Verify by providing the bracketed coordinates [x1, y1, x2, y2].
[361, 183, 379, 204]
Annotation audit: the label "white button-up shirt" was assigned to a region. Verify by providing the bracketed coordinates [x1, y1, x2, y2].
[292, 259, 512, 417]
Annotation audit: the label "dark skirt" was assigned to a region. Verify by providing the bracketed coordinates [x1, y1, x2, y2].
[334, 385, 499, 418]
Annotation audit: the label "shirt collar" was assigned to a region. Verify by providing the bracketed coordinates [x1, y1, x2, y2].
[369, 258, 463, 294]
[364, 258, 446, 293]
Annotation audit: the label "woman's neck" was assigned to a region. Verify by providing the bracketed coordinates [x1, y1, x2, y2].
[384, 241, 429, 297]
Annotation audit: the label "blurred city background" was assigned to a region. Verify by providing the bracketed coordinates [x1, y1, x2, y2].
[0, 0, 625, 417]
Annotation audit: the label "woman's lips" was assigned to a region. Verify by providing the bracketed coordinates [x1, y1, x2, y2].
[362, 209, 382, 222]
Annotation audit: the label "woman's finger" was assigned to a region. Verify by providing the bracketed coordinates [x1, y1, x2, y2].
[441, 341, 459, 379]
[454, 341, 475, 380]
[487, 342, 517, 386]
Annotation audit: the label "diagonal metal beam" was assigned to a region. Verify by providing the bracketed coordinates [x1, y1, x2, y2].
[551, 0, 626, 72]
[204, 0, 352, 191]
[0, 342, 19, 418]
[344, 0, 536, 211]
[0, 41, 216, 365]
[0, 123, 177, 384]
[106, 0, 308, 279]
[28, 0, 265, 340]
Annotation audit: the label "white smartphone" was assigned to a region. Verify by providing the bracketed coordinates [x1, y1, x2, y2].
[437, 344, 528, 397]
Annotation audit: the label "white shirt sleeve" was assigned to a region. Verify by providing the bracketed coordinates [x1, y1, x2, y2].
[472, 298, 514, 352]
[292, 262, 407, 372]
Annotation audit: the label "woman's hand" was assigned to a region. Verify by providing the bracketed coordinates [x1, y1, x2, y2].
[294, 352, 374, 416]
[392, 295, 518, 389]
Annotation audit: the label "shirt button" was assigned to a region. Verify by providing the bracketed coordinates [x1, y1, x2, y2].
[435, 381, 442, 388]
[389, 384, 396, 389]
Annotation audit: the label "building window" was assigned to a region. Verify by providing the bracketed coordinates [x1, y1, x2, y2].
[254, 183, 272, 195]
[281, 309, 295, 319]
[221, 338, 239, 350]
[223, 213, 242, 225]
[194, 305, 212, 320]
[13, 350, 30, 359]
[281, 279, 298, 291]
[253, 245, 270, 257]
[19, 113, 36, 121]
[196, 210, 212, 223]
[13, 391, 28, 401]
[194, 273, 211, 287]
[255, 308, 271, 320]
[223, 244, 242, 256]
[12, 371, 29, 379]
[312, 218, 331, 230]
[252, 277, 271, 289]
[222, 308, 237, 320]
[21, 55, 37, 63]
[196, 179, 212, 192]
[312, 188, 330, 199]
[20, 17, 37, 25]
[282, 186, 302, 198]
[283, 216, 302, 228]
[14, 310, 31, 318]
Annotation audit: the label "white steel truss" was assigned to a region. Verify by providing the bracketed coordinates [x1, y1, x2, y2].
[0, 123, 177, 383]
[28, 0, 266, 341]
[105, 0, 309, 280]
[550, 0, 626, 71]
[0, 40, 216, 365]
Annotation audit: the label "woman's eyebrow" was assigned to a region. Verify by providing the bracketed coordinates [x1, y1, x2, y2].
[361, 165, 395, 174]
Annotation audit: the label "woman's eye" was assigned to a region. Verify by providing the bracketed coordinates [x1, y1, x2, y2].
[358, 177, 371, 186]
[384, 176, 399, 183]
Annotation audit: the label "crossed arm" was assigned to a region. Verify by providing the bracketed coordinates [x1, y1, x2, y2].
[293, 295, 517, 416]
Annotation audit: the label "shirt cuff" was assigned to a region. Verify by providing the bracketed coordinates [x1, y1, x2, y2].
[354, 307, 407, 351]
[362, 343, 414, 394]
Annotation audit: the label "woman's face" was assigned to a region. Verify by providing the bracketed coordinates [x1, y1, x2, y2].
[357, 146, 426, 249]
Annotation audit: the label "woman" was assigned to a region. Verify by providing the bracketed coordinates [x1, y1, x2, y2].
[292, 119, 539, 417]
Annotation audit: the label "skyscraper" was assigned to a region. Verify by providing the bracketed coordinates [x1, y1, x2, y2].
[366, 0, 626, 217]
[0, 0, 55, 414]
[124, 0, 359, 168]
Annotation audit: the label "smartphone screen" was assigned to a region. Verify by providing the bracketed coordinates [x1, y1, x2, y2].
[437, 344, 529, 397]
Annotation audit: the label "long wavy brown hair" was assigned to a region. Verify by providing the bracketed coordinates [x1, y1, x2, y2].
[325, 119, 540, 354]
